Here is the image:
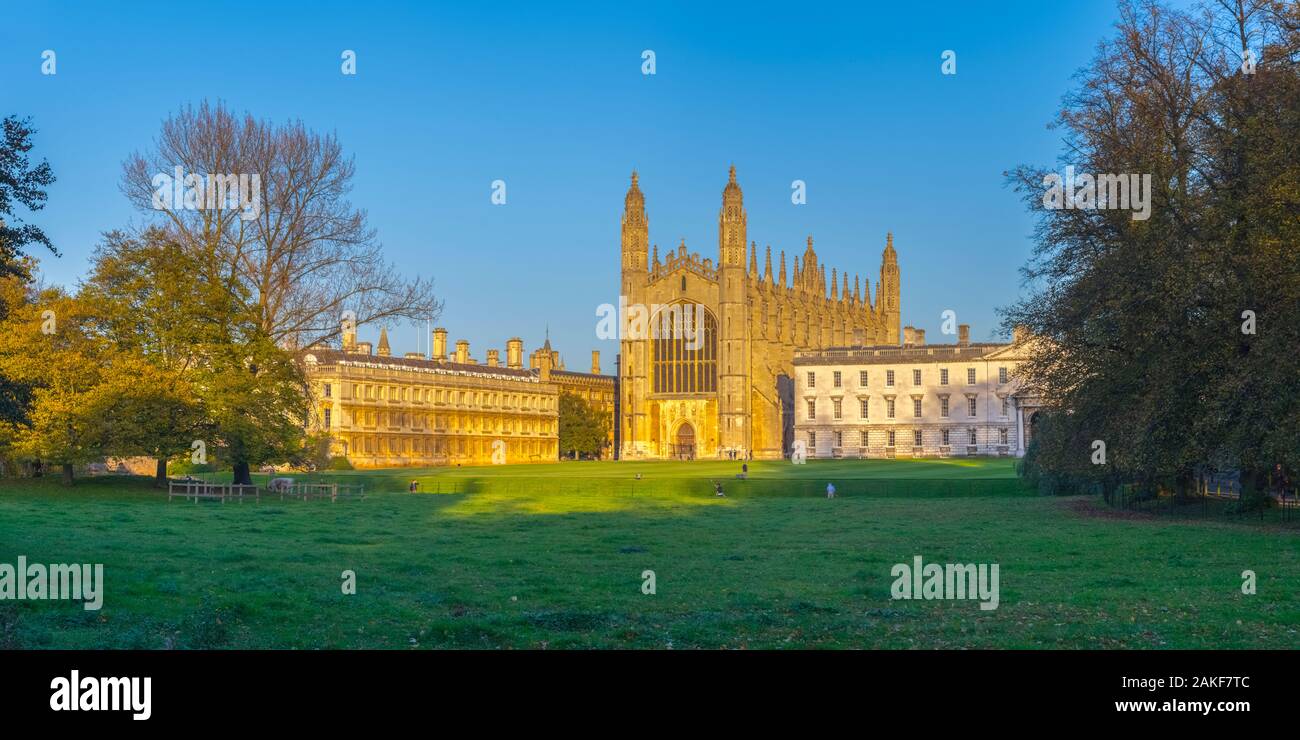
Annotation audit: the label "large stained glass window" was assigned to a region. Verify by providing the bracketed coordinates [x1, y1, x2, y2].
[651, 303, 717, 394]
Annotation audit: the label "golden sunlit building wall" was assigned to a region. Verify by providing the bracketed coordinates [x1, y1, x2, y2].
[304, 323, 603, 468]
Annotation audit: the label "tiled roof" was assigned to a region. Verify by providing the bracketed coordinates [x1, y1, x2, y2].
[304, 348, 541, 381]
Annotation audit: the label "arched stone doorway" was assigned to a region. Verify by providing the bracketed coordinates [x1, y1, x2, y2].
[670, 422, 696, 460]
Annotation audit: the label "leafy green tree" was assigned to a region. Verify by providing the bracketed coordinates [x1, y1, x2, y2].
[80, 230, 210, 485]
[558, 392, 610, 460]
[1003, 0, 1299, 501]
[0, 116, 57, 280]
[0, 290, 107, 485]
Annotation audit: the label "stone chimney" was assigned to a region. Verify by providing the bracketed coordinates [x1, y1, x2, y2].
[591, 350, 601, 374]
[356, 341, 372, 355]
[537, 345, 553, 382]
[432, 327, 448, 361]
[902, 326, 917, 347]
[455, 340, 470, 364]
[915, 329, 926, 346]
[506, 337, 524, 369]
[486, 349, 500, 367]
[958, 324, 970, 347]
[404, 352, 423, 359]
[341, 315, 357, 352]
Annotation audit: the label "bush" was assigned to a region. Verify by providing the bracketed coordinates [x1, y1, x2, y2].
[325, 456, 354, 470]
[168, 459, 217, 476]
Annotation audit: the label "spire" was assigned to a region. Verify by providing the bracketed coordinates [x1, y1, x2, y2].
[652, 243, 659, 268]
[621, 169, 648, 271]
[719, 165, 746, 266]
[854, 275, 861, 304]
[884, 231, 897, 260]
[764, 245, 773, 284]
[779, 250, 787, 287]
[820, 264, 827, 297]
[793, 255, 801, 288]
[831, 268, 838, 300]
[749, 242, 759, 275]
[842, 270, 850, 302]
[377, 326, 391, 356]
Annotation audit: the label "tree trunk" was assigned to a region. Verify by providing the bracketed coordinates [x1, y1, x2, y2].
[155, 458, 167, 488]
[61, 463, 74, 486]
[232, 460, 253, 486]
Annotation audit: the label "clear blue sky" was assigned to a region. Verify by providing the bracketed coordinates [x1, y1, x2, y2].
[1, 1, 1181, 366]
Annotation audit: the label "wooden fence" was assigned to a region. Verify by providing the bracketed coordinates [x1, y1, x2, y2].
[167, 479, 364, 503]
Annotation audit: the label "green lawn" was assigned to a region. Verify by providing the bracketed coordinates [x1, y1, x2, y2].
[1, 459, 1296, 649]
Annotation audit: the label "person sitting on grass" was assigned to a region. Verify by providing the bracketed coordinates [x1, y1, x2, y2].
[713, 480, 725, 497]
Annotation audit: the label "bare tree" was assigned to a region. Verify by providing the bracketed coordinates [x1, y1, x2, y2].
[121, 101, 440, 348]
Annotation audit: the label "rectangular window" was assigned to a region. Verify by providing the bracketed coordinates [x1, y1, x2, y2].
[967, 367, 976, 385]
[833, 371, 842, 388]
[969, 428, 978, 445]
[806, 399, 816, 420]
[886, 370, 895, 387]
[999, 367, 1008, 384]
[835, 431, 842, 447]
[913, 398, 922, 418]
[833, 398, 842, 419]
[323, 408, 331, 428]
[940, 368, 949, 385]
[886, 399, 896, 419]
[807, 372, 816, 388]
[999, 428, 1009, 445]
[912, 369, 922, 385]
[858, 370, 868, 386]
[809, 431, 816, 449]
[323, 383, 332, 398]
[1001, 397, 1009, 416]
[968, 397, 978, 417]
[942, 428, 950, 445]
[940, 397, 949, 417]
[860, 399, 869, 419]
[888, 430, 896, 446]
[914, 429, 923, 447]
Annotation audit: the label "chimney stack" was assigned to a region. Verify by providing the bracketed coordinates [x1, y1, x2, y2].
[902, 326, 917, 347]
[915, 329, 926, 346]
[958, 324, 970, 347]
[486, 349, 500, 367]
[591, 350, 601, 374]
[506, 337, 524, 369]
[432, 327, 448, 361]
[341, 315, 358, 352]
[455, 340, 470, 364]
[356, 341, 373, 355]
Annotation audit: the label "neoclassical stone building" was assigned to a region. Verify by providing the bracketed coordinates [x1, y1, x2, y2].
[303, 324, 605, 468]
[618, 167, 901, 460]
[792, 325, 1042, 458]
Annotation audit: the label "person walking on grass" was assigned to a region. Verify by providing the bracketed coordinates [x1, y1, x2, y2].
[826, 482, 836, 499]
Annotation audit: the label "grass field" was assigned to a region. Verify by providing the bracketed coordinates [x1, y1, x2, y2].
[1, 459, 1297, 649]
